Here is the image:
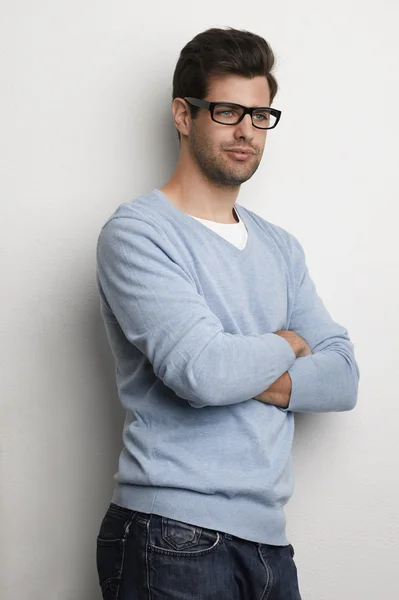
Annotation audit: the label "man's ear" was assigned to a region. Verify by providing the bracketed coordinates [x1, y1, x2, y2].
[172, 98, 191, 139]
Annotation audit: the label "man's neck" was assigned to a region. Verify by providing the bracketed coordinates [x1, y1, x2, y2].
[159, 179, 240, 225]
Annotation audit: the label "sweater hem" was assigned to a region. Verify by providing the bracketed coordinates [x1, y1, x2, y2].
[111, 483, 289, 546]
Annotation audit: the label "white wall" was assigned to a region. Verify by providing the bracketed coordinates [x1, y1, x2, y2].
[1, 2, 398, 599]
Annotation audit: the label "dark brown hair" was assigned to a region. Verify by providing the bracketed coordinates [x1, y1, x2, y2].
[172, 27, 279, 141]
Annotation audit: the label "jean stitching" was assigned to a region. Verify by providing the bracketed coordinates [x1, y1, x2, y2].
[149, 532, 221, 557]
[115, 511, 137, 600]
[145, 517, 152, 600]
[161, 517, 201, 549]
[124, 511, 138, 536]
[115, 541, 124, 600]
[257, 545, 273, 600]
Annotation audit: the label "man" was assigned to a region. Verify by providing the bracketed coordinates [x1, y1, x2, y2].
[95, 26, 359, 600]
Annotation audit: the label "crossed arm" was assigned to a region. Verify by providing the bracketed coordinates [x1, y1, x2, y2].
[255, 370, 293, 409]
[254, 330, 312, 409]
[97, 216, 359, 412]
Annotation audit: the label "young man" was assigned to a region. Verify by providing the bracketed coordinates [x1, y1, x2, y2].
[95, 27, 359, 600]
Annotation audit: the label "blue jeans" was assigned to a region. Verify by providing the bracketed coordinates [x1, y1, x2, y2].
[96, 502, 302, 600]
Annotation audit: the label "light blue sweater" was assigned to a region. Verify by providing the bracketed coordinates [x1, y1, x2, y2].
[96, 188, 359, 545]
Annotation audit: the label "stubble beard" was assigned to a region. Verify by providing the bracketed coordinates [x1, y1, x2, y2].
[188, 127, 262, 190]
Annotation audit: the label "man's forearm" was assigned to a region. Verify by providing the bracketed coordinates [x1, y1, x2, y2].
[253, 329, 310, 408]
[254, 371, 292, 408]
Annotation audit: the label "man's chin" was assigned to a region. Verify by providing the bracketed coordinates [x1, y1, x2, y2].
[223, 167, 258, 186]
[212, 174, 254, 188]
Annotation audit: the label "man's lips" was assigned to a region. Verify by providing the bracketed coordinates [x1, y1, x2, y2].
[226, 148, 255, 155]
[226, 149, 255, 160]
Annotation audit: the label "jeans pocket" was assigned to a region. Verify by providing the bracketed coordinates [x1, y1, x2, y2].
[150, 516, 220, 556]
[96, 539, 124, 599]
[162, 517, 202, 550]
[96, 504, 136, 598]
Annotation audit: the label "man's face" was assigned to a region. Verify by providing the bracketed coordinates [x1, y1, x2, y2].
[187, 75, 271, 188]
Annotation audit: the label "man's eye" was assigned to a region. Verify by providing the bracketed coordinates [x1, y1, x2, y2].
[254, 112, 270, 121]
[217, 110, 234, 117]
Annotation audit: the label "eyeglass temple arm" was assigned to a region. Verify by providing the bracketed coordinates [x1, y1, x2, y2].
[184, 97, 210, 109]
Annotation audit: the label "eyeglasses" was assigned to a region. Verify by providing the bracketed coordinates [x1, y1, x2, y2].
[184, 97, 281, 130]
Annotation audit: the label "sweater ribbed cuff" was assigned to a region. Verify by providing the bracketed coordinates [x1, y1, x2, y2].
[284, 356, 320, 412]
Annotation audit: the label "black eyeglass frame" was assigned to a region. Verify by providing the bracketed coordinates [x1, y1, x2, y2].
[184, 97, 282, 130]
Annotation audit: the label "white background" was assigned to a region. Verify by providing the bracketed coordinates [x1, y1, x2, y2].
[1, 2, 398, 599]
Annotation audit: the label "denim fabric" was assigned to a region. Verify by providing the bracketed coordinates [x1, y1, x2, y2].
[96, 502, 302, 600]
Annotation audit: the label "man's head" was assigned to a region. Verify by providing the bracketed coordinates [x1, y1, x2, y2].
[171, 27, 280, 189]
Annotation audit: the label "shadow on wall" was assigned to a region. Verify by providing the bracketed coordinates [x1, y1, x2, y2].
[84, 102, 180, 598]
[80, 299, 125, 600]
[87, 99, 180, 507]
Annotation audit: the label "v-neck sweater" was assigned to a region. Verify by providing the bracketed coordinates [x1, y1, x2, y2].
[189, 206, 248, 250]
[95, 188, 359, 545]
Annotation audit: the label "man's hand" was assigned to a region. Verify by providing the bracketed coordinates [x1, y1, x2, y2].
[254, 372, 293, 408]
[254, 330, 312, 408]
[274, 330, 312, 358]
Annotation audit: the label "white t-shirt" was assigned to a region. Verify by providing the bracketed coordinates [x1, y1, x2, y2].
[189, 207, 248, 250]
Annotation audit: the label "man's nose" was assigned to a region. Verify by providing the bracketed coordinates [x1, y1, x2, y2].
[234, 113, 255, 140]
